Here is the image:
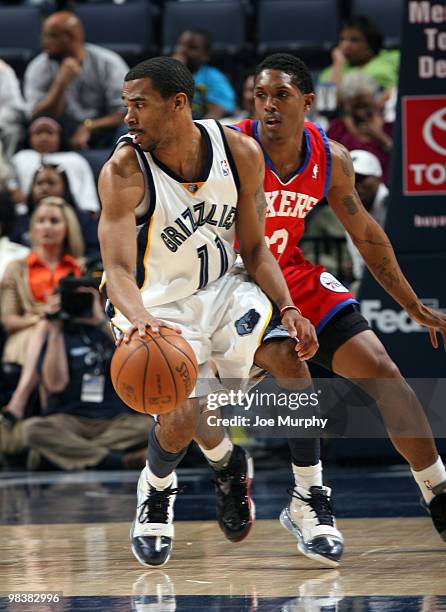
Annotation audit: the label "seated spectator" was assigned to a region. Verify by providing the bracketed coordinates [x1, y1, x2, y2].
[0, 190, 29, 286]
[319, 16, 400, 102]
[221, 71, 257, 125]
[173, 29, 236, 119]
[13, 163, 99, 257]
[346, 150, 388, 288]
[12, 117, 100, 214]
[240, 71, 256, 120]
[1, 197, 83, 422]
[326, 73, 393, 184]
[17, 285, 148, 471]
[24, 11, 128, 150]
[0, 60, 26, 158]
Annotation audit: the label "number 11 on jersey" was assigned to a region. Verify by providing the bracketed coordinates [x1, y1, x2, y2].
[197, 235, 229, 290]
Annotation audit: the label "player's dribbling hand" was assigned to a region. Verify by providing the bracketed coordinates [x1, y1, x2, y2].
[117, 314, 182, 346]
[281, 310, 319, 361]
[407, 303, 446, 350]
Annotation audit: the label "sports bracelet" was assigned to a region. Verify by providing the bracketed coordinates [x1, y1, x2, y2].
[280, 305, 302, 318]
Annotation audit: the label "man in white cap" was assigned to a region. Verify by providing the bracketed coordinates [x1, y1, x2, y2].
[347, 149, 389, 282]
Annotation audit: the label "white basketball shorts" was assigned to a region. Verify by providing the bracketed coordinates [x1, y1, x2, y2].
[111, 265, 289, 397]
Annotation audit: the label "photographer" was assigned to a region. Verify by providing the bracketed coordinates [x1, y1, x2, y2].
[18, 279, 149, 471]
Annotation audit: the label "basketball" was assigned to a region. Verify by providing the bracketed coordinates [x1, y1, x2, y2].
[110, 327, 198, 415]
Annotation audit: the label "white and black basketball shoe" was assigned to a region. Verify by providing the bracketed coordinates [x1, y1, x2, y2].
[427, 481, 446, 542]
[213, 445, 255, 542]
[130, 468, 179, 567]
[280, 485, 344, 568]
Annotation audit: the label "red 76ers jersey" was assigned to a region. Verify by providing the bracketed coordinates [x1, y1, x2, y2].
[234, 119, 358, 333]
[234, 119, 331, 269]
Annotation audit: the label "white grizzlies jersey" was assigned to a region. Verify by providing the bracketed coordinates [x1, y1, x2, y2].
[105, 120, 240, 321]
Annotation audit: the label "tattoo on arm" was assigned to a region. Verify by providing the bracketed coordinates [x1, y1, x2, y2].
[339, 147, 354, 177]
[255, 186, 267, 222]
[370, 256, 400, 289]
[350, 233, 392, 248]
[348, 208, 392, 247]
[342, 195, 359, 216]
[254, 159, 266, 222]
[356, 238, 391, 247]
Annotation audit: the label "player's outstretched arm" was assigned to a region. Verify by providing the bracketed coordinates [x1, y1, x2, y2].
[223, 127, 318, 360]
[327, 140, 446, 349]
[98, 147, 179, 342]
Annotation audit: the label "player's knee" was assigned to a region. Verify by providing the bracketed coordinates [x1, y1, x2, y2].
[158, 400, 198, 450]
[370, 348, 401, 379]
[258, 339, 311, 385]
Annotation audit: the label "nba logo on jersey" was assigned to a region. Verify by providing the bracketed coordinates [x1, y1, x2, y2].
[312, 164, 319, 180]
[221, 159, 230, 177]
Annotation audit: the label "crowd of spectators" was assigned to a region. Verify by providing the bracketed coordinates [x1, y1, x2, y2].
[0, 7, 400, 472]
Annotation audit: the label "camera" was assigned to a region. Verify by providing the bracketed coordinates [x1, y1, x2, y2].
[54, 275, 99, 320]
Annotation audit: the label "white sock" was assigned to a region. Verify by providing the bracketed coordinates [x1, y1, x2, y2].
[145, 462, 174, 490]
[411, 456, 446, 503]
[199, 437, 234, 467]
[292, 460, 323, 491]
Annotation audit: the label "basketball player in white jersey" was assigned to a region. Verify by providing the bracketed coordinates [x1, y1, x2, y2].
[98, 57, 321, 567]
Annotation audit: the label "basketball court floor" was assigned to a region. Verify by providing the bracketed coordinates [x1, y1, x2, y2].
[1, 462, 445, 611]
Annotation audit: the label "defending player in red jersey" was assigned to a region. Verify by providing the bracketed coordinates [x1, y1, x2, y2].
[235, 54, 446, 566]
[236, 116, 356, 332]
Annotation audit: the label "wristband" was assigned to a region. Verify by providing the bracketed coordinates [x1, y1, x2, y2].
[280, 305, 302, 318]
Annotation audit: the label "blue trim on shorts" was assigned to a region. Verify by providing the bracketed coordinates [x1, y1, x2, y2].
[316, 298, 358, 334]
[260, 307, 292, 345]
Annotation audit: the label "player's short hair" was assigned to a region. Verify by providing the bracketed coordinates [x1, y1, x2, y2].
[341, 16, 383, 56]
[255, 53, 314, 94]
[125, 57, 195, 105]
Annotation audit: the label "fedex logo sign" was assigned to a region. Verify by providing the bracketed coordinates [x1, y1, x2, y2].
[403, 96, 446, 195]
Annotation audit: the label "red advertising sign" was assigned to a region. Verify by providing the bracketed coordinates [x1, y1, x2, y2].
[403, 96, 446, 195]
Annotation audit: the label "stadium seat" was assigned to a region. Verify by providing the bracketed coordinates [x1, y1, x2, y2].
[257, 0, 339, 64]
[351, 0, 404, 48]
[0, 7, 41, 76]
[74, 2, 156, 65]
[162, 0, 246, 56]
